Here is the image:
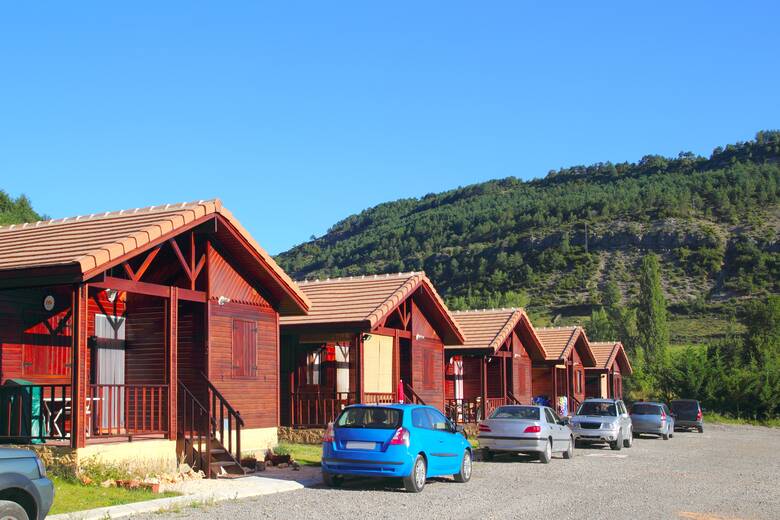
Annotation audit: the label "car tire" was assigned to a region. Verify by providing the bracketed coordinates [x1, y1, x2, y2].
[0, 500, 29, 520]
[538, 440, 552, 464]
[562, 437, 574, 459]
[662, 432, 669, 440]
[322, 471, 343, 488]
[403, 455, 427, 493]
[453, 450, 472, 483]
[624, 429, 633, 448]
[697, 426, 704, 434]
[610, 431, 623, 451]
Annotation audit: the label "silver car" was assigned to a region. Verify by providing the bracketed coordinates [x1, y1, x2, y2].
[478, 405, 574, 463]
[630, 402, 675, 440]
[570, 398, 633, 450]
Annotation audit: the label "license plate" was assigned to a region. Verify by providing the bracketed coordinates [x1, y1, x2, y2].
[345, 441, 376, 450]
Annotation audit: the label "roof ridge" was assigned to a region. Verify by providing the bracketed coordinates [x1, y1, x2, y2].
[296, 271, 420, 285]
[0, 199, 220, 233]
[364, 273, 425, 326]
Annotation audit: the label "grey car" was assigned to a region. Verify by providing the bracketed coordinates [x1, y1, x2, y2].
[0, 448, 54, 520]
[478, 405, 574, 463]
[630, 402, 675, 439]
[570, 398, 633, 450]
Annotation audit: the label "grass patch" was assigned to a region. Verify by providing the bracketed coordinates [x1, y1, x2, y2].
[49, 476, 178, 515]
[276, 443, 322, 466]
[704, 412, 780, 428]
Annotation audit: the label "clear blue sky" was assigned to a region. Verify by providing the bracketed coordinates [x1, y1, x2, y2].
[1, 2, 778, 254]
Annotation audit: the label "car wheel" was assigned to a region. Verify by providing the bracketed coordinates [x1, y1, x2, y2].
[662, 431, 669, 440]
[321, 471, 343, 488]
[453, 449, 472, 483]
[698, 426, 704, 434]
[562, 437, 574, 459]
[611, 431, 623, 451]
[538, 439, 552, 464]
[403, 455, 427, 493]
[0, 500, 29, 520]
[624, 429, 633, 448]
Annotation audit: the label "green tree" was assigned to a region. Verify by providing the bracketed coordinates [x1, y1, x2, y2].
[636, 254, 671, 397]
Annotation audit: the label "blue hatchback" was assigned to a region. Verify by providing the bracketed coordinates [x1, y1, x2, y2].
[321, 404, 473, 492]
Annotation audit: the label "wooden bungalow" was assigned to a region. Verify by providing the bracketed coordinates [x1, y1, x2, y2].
[279, 273, 465, 428]
[532, 326, 597, 416]
[0, 200, 309, 476]
[444, 309, 547, 424]
[585, 341, 632, 399]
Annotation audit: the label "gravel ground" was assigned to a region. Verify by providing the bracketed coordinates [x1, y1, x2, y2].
[140, 424, 780, 520]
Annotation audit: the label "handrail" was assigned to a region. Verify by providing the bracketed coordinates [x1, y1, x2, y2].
[177, 379, 212, 477]
[506, 391, 521, 405]
[402, 382, 426, 405]
[200, 372, 244, 427]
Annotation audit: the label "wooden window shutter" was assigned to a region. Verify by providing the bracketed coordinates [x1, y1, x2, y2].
[232, 319, 257, 377]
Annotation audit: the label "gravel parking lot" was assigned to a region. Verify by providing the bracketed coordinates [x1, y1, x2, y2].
[142, 424, 780, 520]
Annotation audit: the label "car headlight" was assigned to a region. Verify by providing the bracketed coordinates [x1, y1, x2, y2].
[35, 456, 47, 478]
[605, 422, 619, 430]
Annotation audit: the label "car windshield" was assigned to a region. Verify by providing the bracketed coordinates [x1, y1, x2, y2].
[631, 403, 662, 415]
[577, 402, 617, 416]
[335, 407, 402, 429]
[671, 401, 698, 413]
[490, 406, 540, 420]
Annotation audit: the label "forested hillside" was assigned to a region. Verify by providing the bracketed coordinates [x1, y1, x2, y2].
[278, 131, 780, 345]
[0, 191, 42, 225]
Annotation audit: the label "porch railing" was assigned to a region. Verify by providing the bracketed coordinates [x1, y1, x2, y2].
[485, 397, 507, 418]
[291, 391, 356, 427]
[446, 396, 521, 424]
[402, 382, 426, 405]
[0, 384, 71, 442]
[89, 384, 168, 437]
[205, 376, 244, 468]
[364, 392, 395, 404]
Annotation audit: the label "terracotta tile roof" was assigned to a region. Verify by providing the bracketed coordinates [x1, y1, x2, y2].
[588, 341, 633, 374]
[280, 272, 465, 344]
[0, 199, 310, 314]
[445, 309, 546, 359]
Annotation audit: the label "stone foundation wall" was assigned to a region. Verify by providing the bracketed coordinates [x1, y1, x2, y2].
[278, 427, 326, 445]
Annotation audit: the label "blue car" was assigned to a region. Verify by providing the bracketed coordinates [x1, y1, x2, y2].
[321, 404, 473, 492]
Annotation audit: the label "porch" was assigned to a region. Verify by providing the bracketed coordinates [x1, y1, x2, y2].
[444, 353, 520, 424]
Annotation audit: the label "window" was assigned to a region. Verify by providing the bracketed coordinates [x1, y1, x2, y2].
[336, 407, 402, 429]
[22, 309, 73, 377]
[544, 408, 557, 424]
[412, 408, 433, 429]
[304, 348, 324, 385]
[576, 401, 617, 417]
[631, 403, 663, 415]
[232, 319, 257, 377]
[423, 350, 436, 390]
[490, 406, 540, 421]
[426, 408, 452, 432]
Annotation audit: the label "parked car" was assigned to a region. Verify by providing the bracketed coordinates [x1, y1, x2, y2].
[0, 447, 54, 520]
[630, 402, 675, 440]
[478, 405, 574, 463]
[569, 398, 633, 450]
[321, 404, 472, 493]
[670, 399, 704, 433]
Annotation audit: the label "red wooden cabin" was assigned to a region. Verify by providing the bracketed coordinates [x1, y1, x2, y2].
[585, 341, 632, 399]
[0, 200, 309, 476]
[444, 309, 547, 424]
[279, 273, 465, 427]
[532, 327, 596, 416]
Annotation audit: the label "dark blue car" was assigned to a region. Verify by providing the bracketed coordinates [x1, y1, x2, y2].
[321, 404, 473, 492]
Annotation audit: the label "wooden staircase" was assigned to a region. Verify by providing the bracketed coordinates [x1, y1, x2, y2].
[177, 378, 245, 478]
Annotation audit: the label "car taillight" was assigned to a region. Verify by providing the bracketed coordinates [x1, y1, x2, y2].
[523, 425, 541, 433]
[389, 427, 410, 446]
[697, 409, 702, 421]
[478, 423, 491, 432]
[322, 423, 335, 443]
[660, 411, 666, 422]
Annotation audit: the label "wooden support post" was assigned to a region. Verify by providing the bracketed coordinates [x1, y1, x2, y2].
[70, 284, 89, 449]
[552, 366, 558, 406]
[357, 333, 364, 404]
[393, 330, 400, 402]
[167, 287, 179, 440]
[480, 357, 488, 419]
